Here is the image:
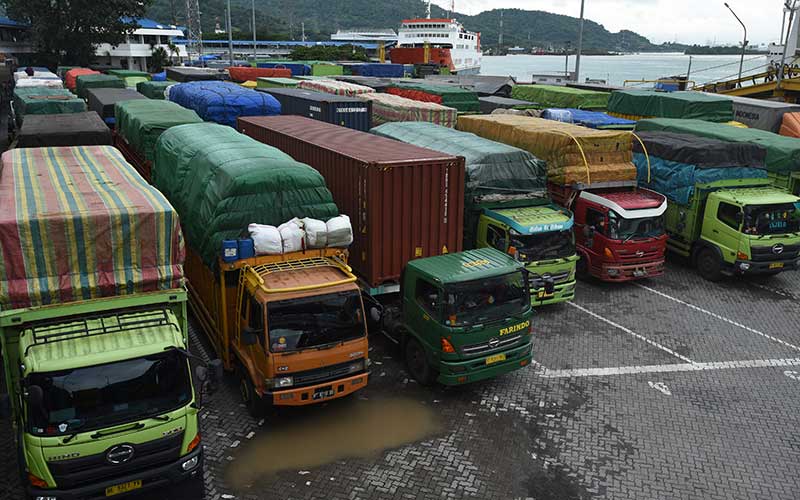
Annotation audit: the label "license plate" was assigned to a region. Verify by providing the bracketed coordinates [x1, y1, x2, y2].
[769, 262, 784, 269]
[537, 290, 553, 299]
[312, 386, 335, 400]
[106, 480, 142, 496]
[486, 353, 507, 365]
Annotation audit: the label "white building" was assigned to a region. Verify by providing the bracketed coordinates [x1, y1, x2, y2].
[0, 17, 33, 61]
[95, 18, 188, 71]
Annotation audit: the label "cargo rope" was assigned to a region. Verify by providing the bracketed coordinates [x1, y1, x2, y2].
[552, 130, 591, 185]
[631, 132, 651, 184]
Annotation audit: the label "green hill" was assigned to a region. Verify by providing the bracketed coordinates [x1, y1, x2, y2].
[145, 0, 665, 52]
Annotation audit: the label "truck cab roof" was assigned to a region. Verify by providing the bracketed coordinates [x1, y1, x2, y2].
[20, 308, 184, 375]
[581, 188, 667, 218]
[407, 248, 524, 285]
[713, 186, 800, 206]
[485, 204, 573, 234]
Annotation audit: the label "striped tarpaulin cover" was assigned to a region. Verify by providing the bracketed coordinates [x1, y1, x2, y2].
[0, 146, 185, 309]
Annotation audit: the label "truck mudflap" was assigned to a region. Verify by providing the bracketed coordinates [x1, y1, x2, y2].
[730, 258, 800, 275]
[437, 342, 533, 385]
[28, 447, 202, 500]
[268, 371, 369, 406]
[597, 259, 665, 282]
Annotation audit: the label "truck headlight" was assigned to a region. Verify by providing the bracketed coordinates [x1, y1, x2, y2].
[276, 377, 293, 388]
[348, 359, 365, 373]
[181, 456, 199, 471]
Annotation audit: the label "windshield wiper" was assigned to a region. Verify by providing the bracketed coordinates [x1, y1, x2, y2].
[61, 422, 86, 444]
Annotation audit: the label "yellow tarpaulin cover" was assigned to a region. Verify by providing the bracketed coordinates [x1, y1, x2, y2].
[457, 115, 637, 185]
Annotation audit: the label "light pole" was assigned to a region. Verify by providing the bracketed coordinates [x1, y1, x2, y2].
[252, 0, 257, 61]
[574, 0, 585, 82]
[724, 2, 747, 85]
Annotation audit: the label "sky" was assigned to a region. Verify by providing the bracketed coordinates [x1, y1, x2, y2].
[432, 0, 789, 46]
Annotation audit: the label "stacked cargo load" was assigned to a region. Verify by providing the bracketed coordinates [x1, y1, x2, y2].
[106, 69, 151, 88]
[479, 96, 539, 114]
[297, 79, 375, 96]
[541, 108, 636, 130]
[259, 88, 372, 131]
[511, 85, 609, 110]
[631, 132, 769, 204]
[227, 66, 292, 82]
[11, 87, 86, 126]
[386, 81, 480, 113]
[256, 77, 300, 89]
[65, 68, 100, 92]
[167, 81, 281, 127]
[16, 112, 112, 148]
[114, 99, 204, 179]
[458, 115, 637, 186]
[56, 65, 79, 79]
[137, 80, 176, 99]
[86, 88, 146, 123]
[351, 63, 405, 78]
[152, 122, 340, 268]
[608, 90, 734, 122]
[238, 116, 466, 289]
[333, 76, 394, 92]
[0, 145, 184, 308]
[371, 121, 547, 248]
[75, 73, 125, 99]
[256, 62, 312, 76]
[166, 67, 224, 82]
[14, 77, 63, 89]
[358, 92, 458, 128]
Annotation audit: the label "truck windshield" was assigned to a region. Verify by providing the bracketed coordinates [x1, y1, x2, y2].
[26, 350, 191, 436]
[607, 211, 665, 241]
[743, 203, 800, 235]
[444, 271, 529, 327]
[267, 291, 365, 352]
[510, 230, 575, 261]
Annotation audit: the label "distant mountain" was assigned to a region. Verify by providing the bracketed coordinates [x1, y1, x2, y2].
[145, 0, 668, 52]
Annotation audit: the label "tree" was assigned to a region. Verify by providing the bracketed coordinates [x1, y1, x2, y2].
[150, 46, 170, 72]
[2, 0, 151, 67]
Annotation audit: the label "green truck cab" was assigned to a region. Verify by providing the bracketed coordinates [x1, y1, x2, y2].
[475, 200, 577, 305]
[379, 248, 534, 385]
[665, 179, 800, 280]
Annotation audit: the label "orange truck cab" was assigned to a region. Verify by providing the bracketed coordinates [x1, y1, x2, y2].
[188, 248, 369, 416]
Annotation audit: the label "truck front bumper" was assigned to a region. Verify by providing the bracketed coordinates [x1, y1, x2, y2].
[531, 279, 576, 306]
[29, 447, 202, 500]
[597, 259, 665, 282]
[731, 258, 800, 275]
[268, 371, 369, 406]
[437, 342, 533, 386]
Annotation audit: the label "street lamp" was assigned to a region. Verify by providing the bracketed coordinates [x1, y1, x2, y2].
[724, 2, 747, 85]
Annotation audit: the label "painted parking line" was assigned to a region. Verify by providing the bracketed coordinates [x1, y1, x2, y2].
[567, 301, 695, 363]
[634, 283, 800, 353]
[536, 358, 800, 378]
[746, 280, 799, 301]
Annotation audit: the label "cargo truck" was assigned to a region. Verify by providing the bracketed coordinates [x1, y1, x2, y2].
[153, 123, 370, 416]
[0, 146, 205, 500]
[457, 114, 668, 282]
[633, 132, 800, 281]
[238, 117, 534, 385]
[371, 122, 577, 305]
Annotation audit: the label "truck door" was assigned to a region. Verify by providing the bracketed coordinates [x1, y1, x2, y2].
[239, 292, 269, 379]
[405, 278, 443, 354]
[477, 216, 509, 253]
[707, 200, 742, 263]
[581, 207, 606, 260]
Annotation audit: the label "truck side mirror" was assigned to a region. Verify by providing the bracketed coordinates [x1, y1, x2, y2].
[241, 327, 260, 346]
[194, 365, 208, 385]
[208, 359, 224, 383]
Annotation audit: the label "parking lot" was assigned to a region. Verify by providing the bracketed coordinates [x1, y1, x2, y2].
[2, 257, 799, 500]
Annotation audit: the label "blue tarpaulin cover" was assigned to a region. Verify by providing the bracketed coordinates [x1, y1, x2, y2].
[168, 81, 280, 127]
[152, 70, 167, 81]
[542, 108, 636, 129]
[353, 64, 405, 78]
[257, 62, 311, 76]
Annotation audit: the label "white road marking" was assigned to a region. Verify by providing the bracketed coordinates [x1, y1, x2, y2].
[634, 283, 800, 353]
[536, 358, 800, 378]
[648, 381, 672, 395]
[567, 301, 695, 363]
[747, 281, 799, 301]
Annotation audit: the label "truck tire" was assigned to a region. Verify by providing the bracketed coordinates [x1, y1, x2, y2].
[237, 367, 265, 418]
[695, 247, 722, 282]
[405, 337, 436, 386]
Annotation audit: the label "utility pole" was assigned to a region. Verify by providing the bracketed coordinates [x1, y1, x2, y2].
[724, 2, 747, 85]
[185, 0, 203, 65]
[226, 2, 234, 66]
[575, 0, 585, 82]
[498, 11, 504, 52]
[252, 0, 257, 61]
[302, 22, 306, 42]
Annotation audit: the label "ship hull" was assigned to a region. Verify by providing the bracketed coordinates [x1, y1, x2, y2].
[390, 47, 481, 74]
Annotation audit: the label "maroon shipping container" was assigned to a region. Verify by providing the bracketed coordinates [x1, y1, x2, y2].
[238, 115, 465, 290]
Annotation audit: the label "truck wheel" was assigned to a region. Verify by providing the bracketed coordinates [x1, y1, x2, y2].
[405, 337, 436, 386]
[237, 368, 265, 418]
[695, 247, 722, 282]
[576, 253, 589, 279]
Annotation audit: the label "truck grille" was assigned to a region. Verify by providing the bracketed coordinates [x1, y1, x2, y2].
[291, 359, 363, 387]
[47, 432, 183, 489]
[529, 271, 571, 289]
[462, 335, 523, 356]
[616, 247, 662, 262]
[751, 243, 800, 262]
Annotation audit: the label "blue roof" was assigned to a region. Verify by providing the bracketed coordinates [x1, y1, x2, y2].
[0, 16, 29, 28]
[120, 17, 186, 32]
[192, 39, 378, 49]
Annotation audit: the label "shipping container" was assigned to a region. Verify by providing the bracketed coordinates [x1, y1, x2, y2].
[238, 115, 466, 290]
[258, 87, 372, 131]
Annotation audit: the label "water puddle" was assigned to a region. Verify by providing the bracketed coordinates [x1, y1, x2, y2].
[227, 397, 442, 490]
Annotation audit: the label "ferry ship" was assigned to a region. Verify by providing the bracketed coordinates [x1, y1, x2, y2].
[390, 17, 482, 74]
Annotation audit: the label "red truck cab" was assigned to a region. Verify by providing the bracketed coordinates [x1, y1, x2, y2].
[549, 183, 668, 281]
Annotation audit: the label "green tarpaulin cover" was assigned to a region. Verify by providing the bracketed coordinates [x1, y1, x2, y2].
[387, 81, 480, 112]
[511, 84, 609, 110]
[106, 69, 150, 78]
[115, 99, 203, 161]
[153, 123, 340, 268]
[371, 121, 546, 247]
[75, 74, 125, 99]
[137, 80, 175, 99]
[12, 87, 86, 126]
[608, 90, 734, 122]
[635, 118, 800, 173]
